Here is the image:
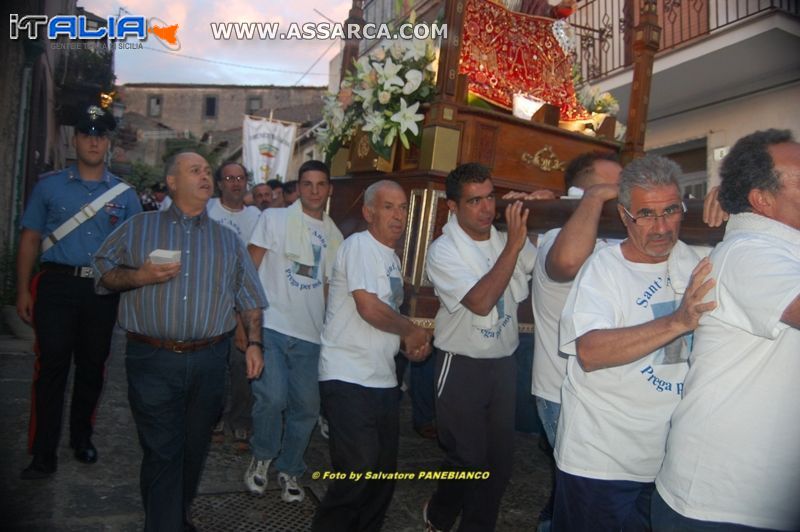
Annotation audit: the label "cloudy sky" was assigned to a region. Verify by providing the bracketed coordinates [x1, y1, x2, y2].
[79, 0, 351, 87]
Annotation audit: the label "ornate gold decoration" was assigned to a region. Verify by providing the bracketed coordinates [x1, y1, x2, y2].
[356, 134, 371, 158]
[410, 317, 436, 330]
[521, 145, 566, 172]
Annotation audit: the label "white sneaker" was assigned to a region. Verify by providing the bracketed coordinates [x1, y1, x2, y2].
[278, 472, 305, 503]
[244, 457, 270, 495]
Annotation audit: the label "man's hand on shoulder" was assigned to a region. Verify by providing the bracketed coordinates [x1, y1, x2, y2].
[670, 257, 717, 334]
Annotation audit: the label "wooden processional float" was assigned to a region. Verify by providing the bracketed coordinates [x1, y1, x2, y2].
[326, 0, 724, 324]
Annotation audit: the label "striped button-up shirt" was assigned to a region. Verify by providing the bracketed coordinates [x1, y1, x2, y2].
[93, 203, 267, 341]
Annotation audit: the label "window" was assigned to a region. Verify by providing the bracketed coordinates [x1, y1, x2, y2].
[246, 96, 262, 114]
[148, 95, 162, 117]
[204, 96, 217, 118]
[652, 138, 708, 199]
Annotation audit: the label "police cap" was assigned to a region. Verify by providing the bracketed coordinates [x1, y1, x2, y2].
[75, 105, 116, 136]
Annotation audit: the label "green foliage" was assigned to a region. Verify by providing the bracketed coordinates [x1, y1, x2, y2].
[126, 162, 163, 192]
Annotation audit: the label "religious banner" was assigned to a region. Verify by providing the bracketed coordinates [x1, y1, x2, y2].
[459, 0, 590, 121]
[242, 116, 297, 183]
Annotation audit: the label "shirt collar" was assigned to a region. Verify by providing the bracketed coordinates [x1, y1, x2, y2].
[726, 212, 800, 246]
[67, 164, 113, 184]
[166, 200, 210, 227]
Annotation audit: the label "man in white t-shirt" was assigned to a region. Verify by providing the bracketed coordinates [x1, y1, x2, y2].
[243, 160, 343, 503]
[531, 152, 621, 531]
[423, 163, 537, 532]
[206, 161, 262, 443]
[653, 130, 800, 532]
[312, 180, 432, 532]
[553, 154, 716, 532]
[207, 161, 261, 244]
[251, 182, 272, 211]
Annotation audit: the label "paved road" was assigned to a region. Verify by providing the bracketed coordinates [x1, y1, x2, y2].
[0, 327, 552, 531]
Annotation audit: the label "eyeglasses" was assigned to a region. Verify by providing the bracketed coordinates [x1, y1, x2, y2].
[222, 175, 246, 182]
[622, 202, 687, 226]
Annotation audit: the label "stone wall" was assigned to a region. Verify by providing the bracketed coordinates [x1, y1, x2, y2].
[120, 84, 326, 138]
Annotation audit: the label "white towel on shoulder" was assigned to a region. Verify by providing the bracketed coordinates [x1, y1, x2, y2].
[284, 200, 344, 280]
[442, 220, 530, 330]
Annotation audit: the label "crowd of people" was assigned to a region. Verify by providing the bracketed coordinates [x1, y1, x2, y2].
[13, 104, 799, 532]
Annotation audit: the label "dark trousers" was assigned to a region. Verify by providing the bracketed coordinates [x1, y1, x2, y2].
[125, 337, 227, 532]
[29, 271, 119, 455]
[552, 468, 653, 532]
[427, 351, 516, 532]
[312, 380, 400, 532]
[223, 343, 253, 432]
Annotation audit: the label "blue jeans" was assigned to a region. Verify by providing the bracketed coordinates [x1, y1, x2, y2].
[250, 327, 320, 477]
[535, 396, 561, 448]
[126, 337, 227, 532]
[651, 489, 772, 532]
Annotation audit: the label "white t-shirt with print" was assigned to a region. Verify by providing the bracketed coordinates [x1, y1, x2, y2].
[531, 228, 611, 402]
[249, 208, 329, 344]
[427, 232, 536, 359]
[318, 231, 404, 388]
[207, 198, 261, 244]
[656, 213, 800, 530]
[556, 243, 698, 482]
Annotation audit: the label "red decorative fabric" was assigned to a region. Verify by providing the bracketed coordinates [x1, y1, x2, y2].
[459, 0, 590, 121]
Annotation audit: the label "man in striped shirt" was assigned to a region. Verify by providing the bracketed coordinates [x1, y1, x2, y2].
[93, 151, 268, 532]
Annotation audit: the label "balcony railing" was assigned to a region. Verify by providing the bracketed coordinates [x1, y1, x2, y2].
[571, 0, 799, 82]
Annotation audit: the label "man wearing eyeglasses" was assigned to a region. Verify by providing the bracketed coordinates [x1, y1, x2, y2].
[551, 154, 716, 532]
[205, 161, 262, 446]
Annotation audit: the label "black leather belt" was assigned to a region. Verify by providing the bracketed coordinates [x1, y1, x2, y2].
[126, 332, 228, 353]
[41, 262, 94, 278]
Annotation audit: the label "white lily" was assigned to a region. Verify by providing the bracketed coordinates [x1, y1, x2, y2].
[402, 69, 423, 95]
[390, 98, 424, 147]
[402, 39, 428, 62]
[373, 57, 404, 91]
[389, 42, 404, 61]
[353, 87, 375, 111]
[361, 112, 387, 145]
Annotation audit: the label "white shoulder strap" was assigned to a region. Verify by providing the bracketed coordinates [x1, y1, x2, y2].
[41, 182, 131, 253]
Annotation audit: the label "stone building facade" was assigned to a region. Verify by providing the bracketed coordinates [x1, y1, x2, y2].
[119, 84, 325, 138]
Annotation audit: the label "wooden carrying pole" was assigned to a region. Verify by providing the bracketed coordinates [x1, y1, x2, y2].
[493, 198, 725, 246]
[621, 0, 662, 165]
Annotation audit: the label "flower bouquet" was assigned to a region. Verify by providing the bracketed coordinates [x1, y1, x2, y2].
[319, 37, 438, 163]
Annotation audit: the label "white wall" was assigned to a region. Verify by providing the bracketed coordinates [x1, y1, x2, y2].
[644, 82, 800, 186]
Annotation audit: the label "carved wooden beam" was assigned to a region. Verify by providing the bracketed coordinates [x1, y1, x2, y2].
[621, 0, 661, 165]
[340, 0, 365, 82]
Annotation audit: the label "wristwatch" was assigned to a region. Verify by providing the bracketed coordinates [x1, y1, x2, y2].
[247, 340, 264, 350]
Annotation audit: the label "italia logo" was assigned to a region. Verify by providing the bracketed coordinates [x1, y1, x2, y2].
[8, 14, 181, 51]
